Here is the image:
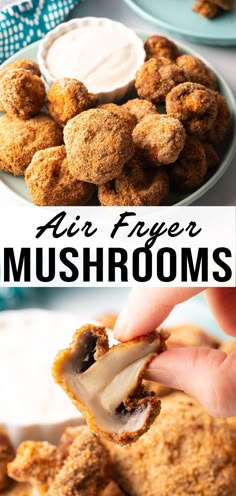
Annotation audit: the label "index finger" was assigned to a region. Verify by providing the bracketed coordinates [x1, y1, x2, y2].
[114, 287, 203, 341]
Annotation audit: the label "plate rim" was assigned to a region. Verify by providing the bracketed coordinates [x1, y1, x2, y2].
[0, 36, 236, 207]
[122, 0, 236, 45]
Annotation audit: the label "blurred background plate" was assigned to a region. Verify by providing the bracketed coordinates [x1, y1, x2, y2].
[0, 32, 236, 206]
[123, 0, 236, 45]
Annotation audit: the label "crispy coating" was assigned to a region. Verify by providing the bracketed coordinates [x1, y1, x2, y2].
[96, 313, 118, 330]
[193, 0, 220, 18]
[135, 58, 187, 104]
[0, 429, 15, 491]
[166, 82, 218, 137]
[99, 103, 136, 132]
[0, 59, 41, 114]
[25, 145, 94, 206]
[8, 441, 58, 494]
[47, 78, 90, 126]
[108, 393, 236, 496]
[144, 35, 179, 61]
[101, 481, 125, 496]
[0, 113, 63, 175]
[133, 115, 186, 166]
[0, 69, 45, 119]
[98, 158, 170, 206]
[204, 91, 231, 144]
[176, 54, 217, 89]
[0, 59, 41, 80]
[48, 427, 111, 496]
[122, 98, 158, 124]
[203, 143, 220, 169]
[57, 427, 84, 467]
[53, 325, 168, 445]
[220, 339, 236, 354]
[169, 135, 207, 192]
[64, 108, 134, 184]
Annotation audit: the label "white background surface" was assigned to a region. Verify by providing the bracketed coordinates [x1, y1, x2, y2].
[0, 0, 235, 206]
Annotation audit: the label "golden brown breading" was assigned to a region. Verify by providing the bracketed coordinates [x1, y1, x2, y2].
[220, 339, 236, 354]
[64, 108, 134, 184]
[0, 113, 63, 175]
[48, 428, 111, 496]
[169, 135, 207, 192]
[98, 158, 169, 207]
[108, 393, 236, 496]
[203, 143, 220, 169]
[0, 69, 45, 119]
[95, 313, 118, 330]
[133, 115, 186, 166]
[122, 98, 158, 125]
[101, 480, 125, 496]
[53, 325, 168, 445]
[176, 54, 217, 89]
[25, 145, 95, 206]
[144, 35, 179, 61]
[0, 59, 41, 80]
[193, 0, 220, 18]
[0, 429, 15, 491]
[99, 103, 136, 132]
[135, 58, 187, 104]
[204, 91, 231, 144]
[166, 82, 218, 137]
[8, 441, 58, 495]
[47, 78, 91, 126]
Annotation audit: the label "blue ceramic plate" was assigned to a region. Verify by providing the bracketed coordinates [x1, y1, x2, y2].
[123, 0, 236, 46]
[0, 34, 236, 206]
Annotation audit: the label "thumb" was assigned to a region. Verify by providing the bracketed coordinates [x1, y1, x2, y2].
[146, 347, 236, 418]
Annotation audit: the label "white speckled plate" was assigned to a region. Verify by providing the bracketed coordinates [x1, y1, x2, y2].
[0, 34, 236, 206]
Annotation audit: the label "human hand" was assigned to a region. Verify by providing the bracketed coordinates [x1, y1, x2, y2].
[114, 288, 236, 417]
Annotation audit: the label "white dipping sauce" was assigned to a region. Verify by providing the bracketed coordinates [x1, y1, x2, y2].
[45, 23, 143, 92]
[0, 309, 82, 424]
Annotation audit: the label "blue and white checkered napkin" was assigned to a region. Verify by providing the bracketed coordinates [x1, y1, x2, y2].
[0, 0, 80, 65]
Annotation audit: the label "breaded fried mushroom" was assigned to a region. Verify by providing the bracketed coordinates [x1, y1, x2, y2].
[166, 82, 218, 137]
[8, 441, 58, 495]
[109, 393, 236, 496]
[193, 0, 220, 18]
[64, 108, 134, 184]
[122, 98, 158, 124]
[0, 59, 41, 80]
[176, 54, 217, 89]
[0, 429, 15, 491]
[47, 78, 91, 126]
[135, 58, 187, 104]
[133, 115, 186, 166]
[48, 427, 111, 496]
[0, 113, 63, 175]
[204, 91, 231, 144]
[53, 324, 168, 445]
[0, 69, 45, 119]
[169, 136, 207, 192]
[99, 103, 136, 132]
[203, 143, 220, 169]
[98, 159, 170, 206]
[144, 35, 179, 61]
[25, 145, 95, 206]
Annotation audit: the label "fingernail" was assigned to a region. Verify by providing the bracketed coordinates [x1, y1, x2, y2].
[145, 366, 183, 391]
[113, 306, 129, 340]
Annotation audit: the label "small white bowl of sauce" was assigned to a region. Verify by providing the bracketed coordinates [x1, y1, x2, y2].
[38, 17, 145, 103]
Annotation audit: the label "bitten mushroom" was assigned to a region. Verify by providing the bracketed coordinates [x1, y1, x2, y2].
[53, 325, 168, 445]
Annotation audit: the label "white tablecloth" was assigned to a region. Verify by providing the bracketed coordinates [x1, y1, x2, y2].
[0, 0, 235, 206]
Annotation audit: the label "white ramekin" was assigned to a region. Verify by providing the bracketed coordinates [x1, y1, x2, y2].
[38, 17, 145, 103]
[0, 309, 86, 448]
